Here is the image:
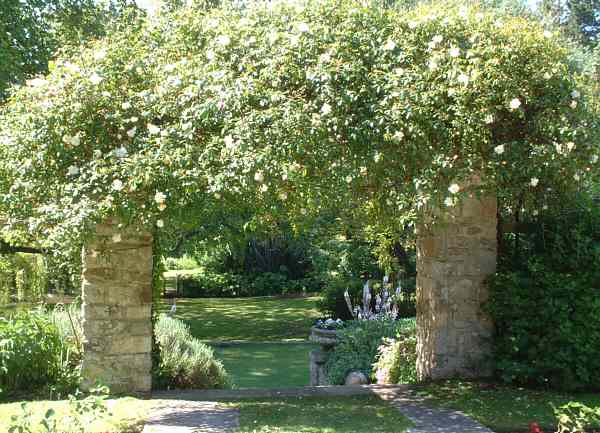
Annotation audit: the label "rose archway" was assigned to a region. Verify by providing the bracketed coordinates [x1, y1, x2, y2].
[0, 0, 597, 393]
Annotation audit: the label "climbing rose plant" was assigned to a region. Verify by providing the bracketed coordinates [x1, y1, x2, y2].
[0, 0, 598, 250]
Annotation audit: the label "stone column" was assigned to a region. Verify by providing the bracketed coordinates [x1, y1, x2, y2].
[81, 222, 153, 394]
[416, 191, 497, 380]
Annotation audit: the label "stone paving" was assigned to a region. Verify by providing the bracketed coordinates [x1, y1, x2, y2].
[374, 387, 495, 433]
[142, 401, 239, 433]
[147, 385, 495, 433]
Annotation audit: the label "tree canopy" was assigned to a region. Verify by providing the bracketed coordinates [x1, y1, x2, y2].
[0, 0, 598, 254]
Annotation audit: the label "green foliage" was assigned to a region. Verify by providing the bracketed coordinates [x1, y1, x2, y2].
[325, 318, 414, 384]
[1, 0, 596, 257]
[8, 386, 112, 433]
[0, 311, 80, 398]
[489, 197, 600, 391]
[153, 314, 230, 389]
[317, 277, 364, 320]
[373, 323, 417, 384]
[541, 0, 600, 47]
[555, 401, 600, 433]
[0, 0, 140, 100]
[163, 254, 200, 271]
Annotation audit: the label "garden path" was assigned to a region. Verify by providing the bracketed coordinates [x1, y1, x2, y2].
[150, 385, 494, 433]
[142, 401, 239, 433]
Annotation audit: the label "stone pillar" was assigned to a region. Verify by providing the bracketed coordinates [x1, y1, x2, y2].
[416, 192, 497, 380]
[81, 222, 153, 394]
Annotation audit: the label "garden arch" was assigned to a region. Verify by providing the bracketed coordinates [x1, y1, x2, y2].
[1, 1, 595, 395]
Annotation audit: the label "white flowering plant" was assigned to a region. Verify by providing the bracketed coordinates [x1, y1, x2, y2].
[0, 0, 597, 255]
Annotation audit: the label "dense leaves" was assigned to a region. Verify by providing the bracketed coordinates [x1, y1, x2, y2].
[0, 0, 597, 256]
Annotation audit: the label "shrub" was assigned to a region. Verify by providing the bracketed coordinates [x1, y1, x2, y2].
[0, 311, 79, 397]
[325, 318, 414, 385]
[373, 322, 417, 385]
[175, 269, 247, 297]
[153, 314, 230, 389]
[488, 201, 600, 391]
[317, 277, 364, 320]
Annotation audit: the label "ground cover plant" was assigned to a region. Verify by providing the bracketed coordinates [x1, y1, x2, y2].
[213, 342, 315, 389]
[418, 380, 600, 433]
[157, 296, 321, 342]
[0, 396, 151, 433]
[235, 395, 413, 433]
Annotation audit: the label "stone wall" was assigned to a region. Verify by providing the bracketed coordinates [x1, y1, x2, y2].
[416, 193, 497, 380]
[80, 222, 153, 394]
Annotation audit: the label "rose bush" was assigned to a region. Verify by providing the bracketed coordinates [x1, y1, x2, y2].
[0, 0, 597, 254]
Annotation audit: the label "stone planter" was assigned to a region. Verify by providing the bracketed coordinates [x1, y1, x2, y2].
[309, 326, 339, 386]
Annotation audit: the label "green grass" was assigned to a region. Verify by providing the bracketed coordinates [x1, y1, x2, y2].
[213, 343, 316, 389]
[157, 296, 321, 342]
[0, 397, 151, 432]
[418, 380, 600, 432]
[235, 395, 413, 433]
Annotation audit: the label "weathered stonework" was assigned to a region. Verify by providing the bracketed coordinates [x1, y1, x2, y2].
[416, 192, 497, 380]
[81, 222, 153, 394]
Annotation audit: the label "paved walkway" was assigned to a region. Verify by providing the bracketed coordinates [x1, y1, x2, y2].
[142, 401, 239, 433]
[147, 385, 494, 433]
[374, 387, 494, 433]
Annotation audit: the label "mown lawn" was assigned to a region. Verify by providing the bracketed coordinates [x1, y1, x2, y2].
[235, 395, 413, 433]
[156, 296, 321, 342]
[0, 397, 152, 433]
[213, 342, 316, 389]
[418, 380, 600, 432]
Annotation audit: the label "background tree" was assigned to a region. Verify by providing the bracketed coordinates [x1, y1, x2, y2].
[540, 0, 600, 46]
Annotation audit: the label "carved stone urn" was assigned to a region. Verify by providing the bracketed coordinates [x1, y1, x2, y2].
[309, 326, 339, 386]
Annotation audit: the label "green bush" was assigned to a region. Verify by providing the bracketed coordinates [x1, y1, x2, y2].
[488, 200, 600, 391]
[325, 318, 414, 385]
[153, 314, 230, 389]
[317, 277, 364, 320]
[555, 402, 600, 433]
[0, 311, 79, 397]
[373, 322, 417, 385]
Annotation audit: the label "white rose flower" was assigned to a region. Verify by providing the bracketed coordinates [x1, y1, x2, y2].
[320, 103, 332, 116]
[94, 49, 107, 61]
[449, 46, 460, 57]
[543, 30, 552, 38]
[206, 50, 215, 61]
[27, 78, 48, 87]
[298, 22, 310, 33]
[530, 177, 539, 187]
[573, 173, 580, 181]
[408, 21, 418, 29]
[428, 59, 438, 70]
[127, 127, 137, 138]
[224, 135, 235, 149]
[115, 147, 128, 158]
[217, 35, 231, 46]
[156, 219, 164, 228]
[112, 179, 124, 191]
[591, 155, 599, 164]
[89, 73, 103, 85]
[279, 191, 288, 200]
[570, 100, 578, 109]
[67, 165, 79, 176]
[154, 191, 167, 204]
[148, 124, 161, 135]
[543, 72, 552, 80]
[448, 183, 460, 194]
[432, 35, 443, 44]
[122, 102, 131, 110]
[509, 98, 521, 110]
[485, 114, 494, 124]
[457, 73, 469, 85]
[112, 233, 122, 243]
[254, 171, 264, 183]
[444, 197, 455, 207]
[566, 142, 575, 152]
[494, 144, 504, 155]
[164, 64, 177, 72]
[93, 150, 102, 159]
[393, 131, 404, 141]
[383, 39, 396, 51]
